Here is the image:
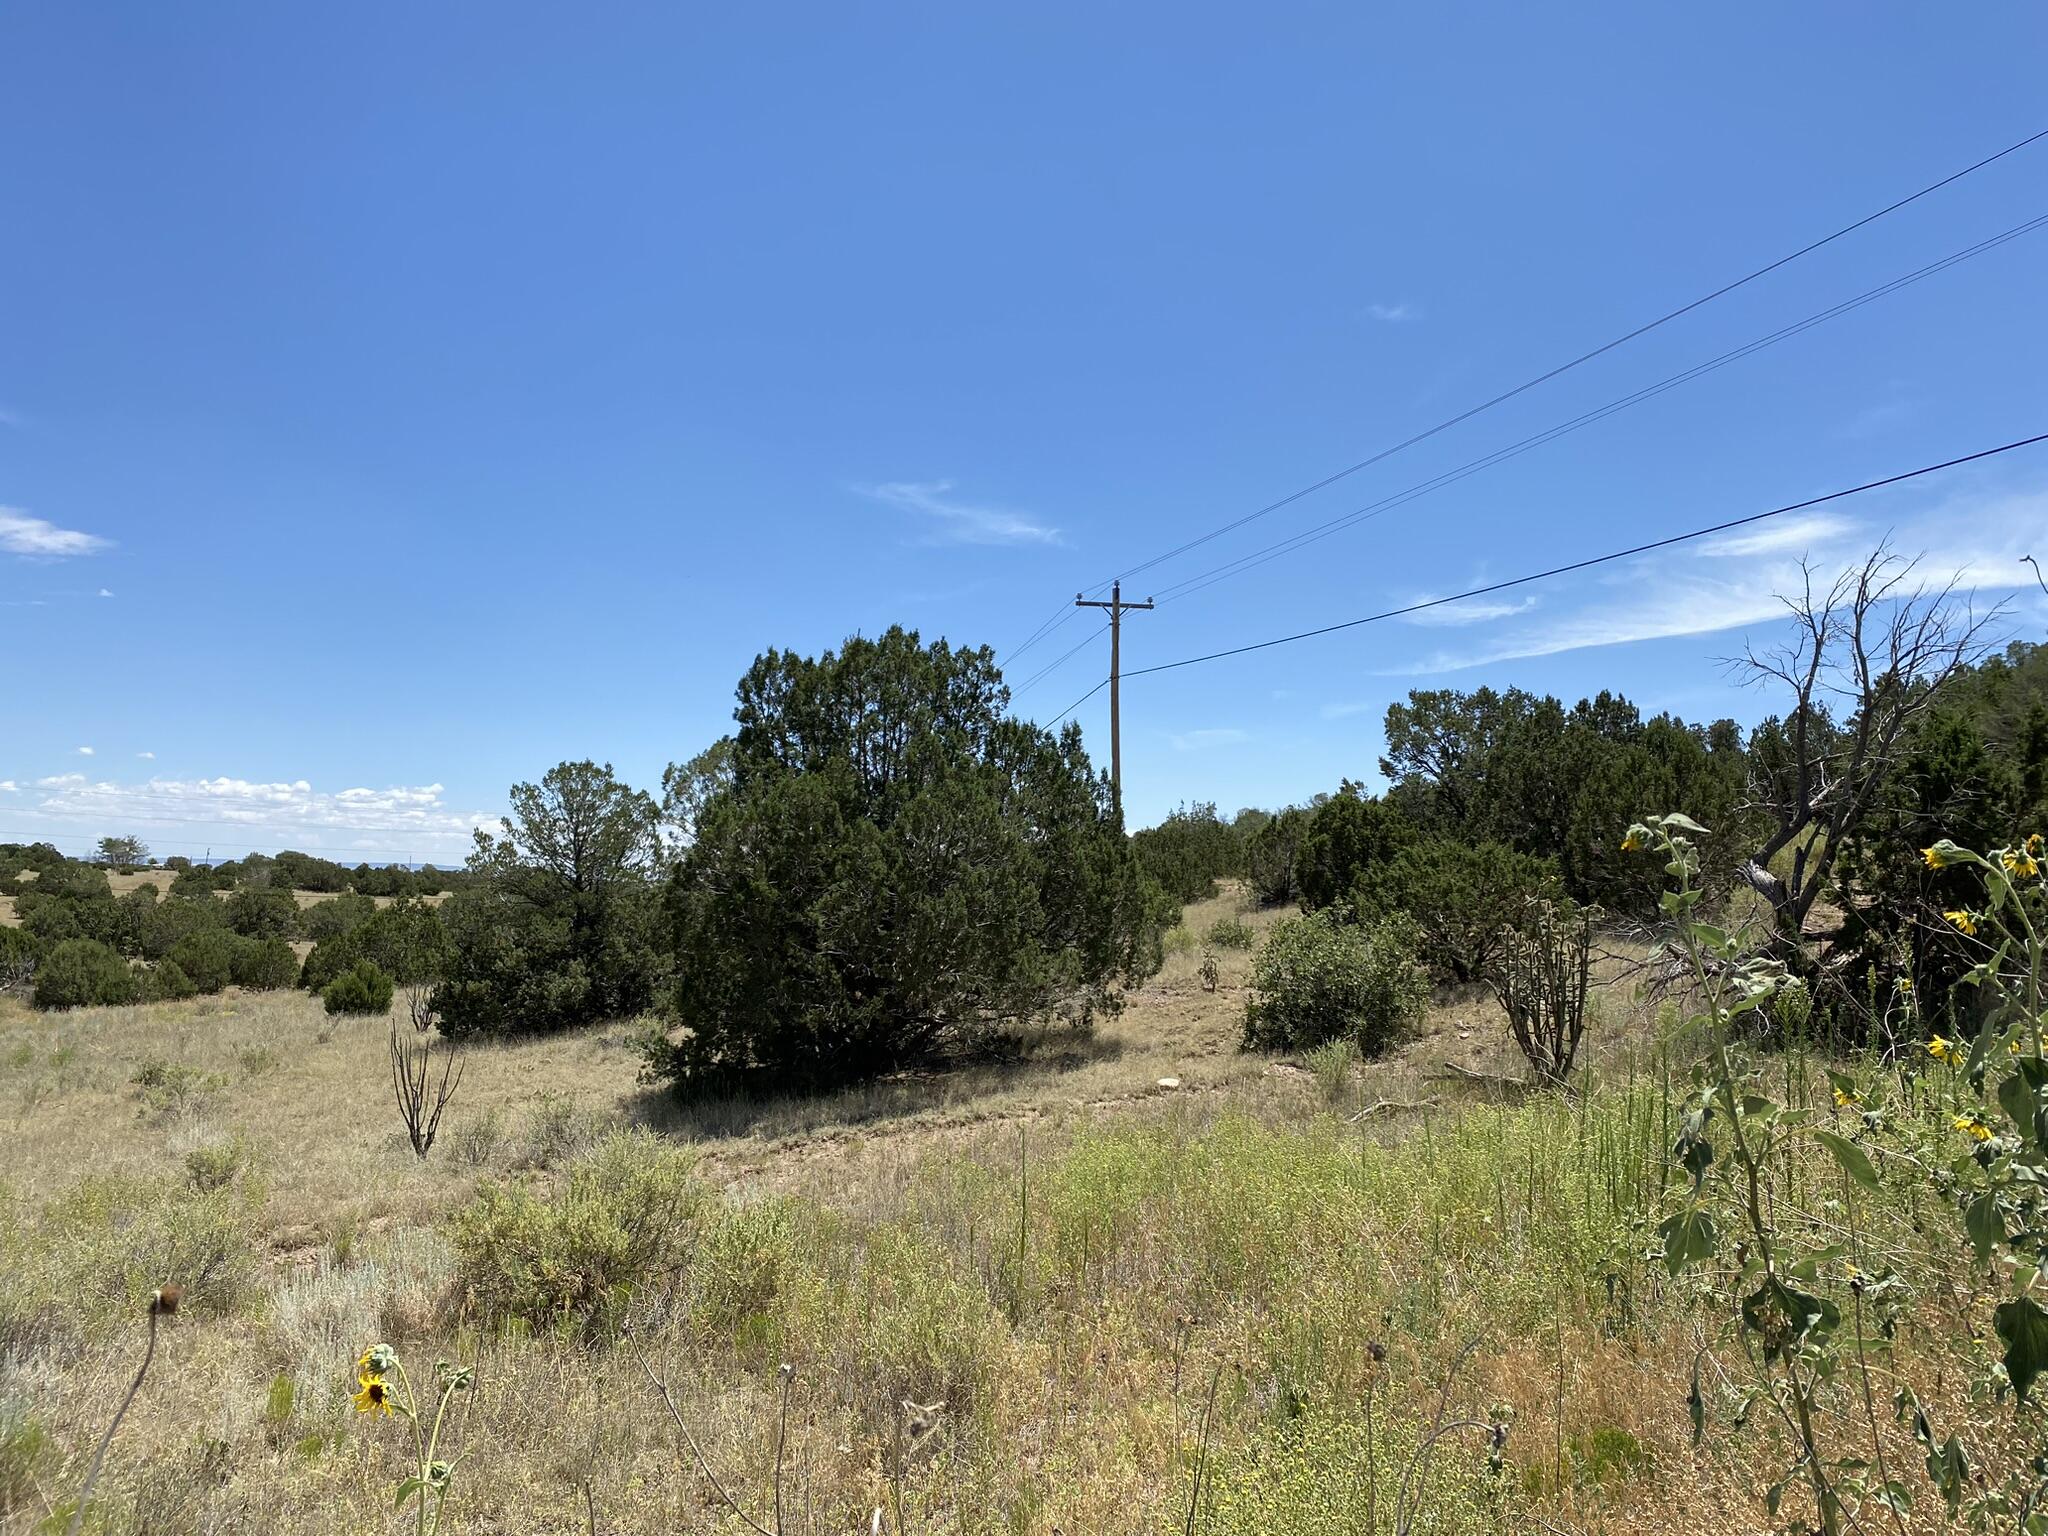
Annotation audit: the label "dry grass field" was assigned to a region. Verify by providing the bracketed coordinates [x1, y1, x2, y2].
[0, 886, 1987, 1534]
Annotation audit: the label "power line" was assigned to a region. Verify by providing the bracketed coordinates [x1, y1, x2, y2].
[1011, 621, 1109, 695]
[1071, 125, 2048, 599]
[1116, 432, 2048, 681]
[1000, 599, 1082, 667]
[1046, 678, 1108, 729]
[1147, 212, 2048, 605]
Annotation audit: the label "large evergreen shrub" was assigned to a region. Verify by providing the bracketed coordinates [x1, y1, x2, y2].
[646, 627, 1167, 1093]
[32, 939, 140, 1010]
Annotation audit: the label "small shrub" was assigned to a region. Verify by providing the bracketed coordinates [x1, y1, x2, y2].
[450, 1130, 705, 1327]
[300, 892, 377, 945]
[1205, 916, 1256, 950]
[225, 885, 301, 941]
[230, 935, 299, 991]
[449, 1108, 507, 1169]
[133, 1059, 228, 1121]
[1161, 924, 1198, 958]
[141, 958, 197, 1002]
[1356, 837, 1561, 984]
[322, 959, 394, 1016]
[31, 938, 139, 1009]
[1242, 910, 1427, 1056]
[1305, 1036, 1358, 1104]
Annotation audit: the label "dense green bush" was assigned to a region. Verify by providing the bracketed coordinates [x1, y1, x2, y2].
[167, 928, 238, 994]
[321, 959, 394, 1016]
[1131, 802, 1246, 902]
[1206, 915, 1256, 950]
[1294, 788, 1413, 913]
[31, 939, 140, 1010]
[270, 849, 352, 893]
[648, 628, 1167, 1092]
[1241, 910, 1427, 1057]
[134, 892, 230, 961]
[225, 886, 300, 940]
[141, 958, 198, 1002]
[301, 895, 446, 994]
[449, 1131, 705, 1327]
[1245, 806, 1308, 906]
[230, 936, 299, 991]
[1355, 837, 1560, 984]
[299, 892, 377, 944]
[436, 764, 663, 1040]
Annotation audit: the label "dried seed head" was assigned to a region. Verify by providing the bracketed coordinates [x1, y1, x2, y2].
[151, 1285, 183, 1316]
[1366, 1340, 1387, 1364]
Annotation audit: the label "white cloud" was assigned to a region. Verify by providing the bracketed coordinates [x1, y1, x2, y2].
[75, 746, 94, 756]
[1398, 595, 1539, 628]
[1168, 727, 1250, 752]
[0, 507, 111, 558]
[0, 781, 18, 793]
[865, 481, 1063, 547]
[1393, 492, 2048, 674]
[136, 751, 155, 760]
[97, 588, 114, 598]
[18, 775, 500, 856]
[1366, 302, 1420, 323]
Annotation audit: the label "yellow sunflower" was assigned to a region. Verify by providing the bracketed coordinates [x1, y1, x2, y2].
[1620, 830, 1645, 853]
[1953, 1113, 1994, 1143]
[1832, 1086, 1859, 1108]
[1926, 1034, 1960, 1064]
[2003, 848, 2041, 879]
[1943, 909, 1978, 936]
[1923, 845, 1949, 869]
[352, 1374, 395, 1416]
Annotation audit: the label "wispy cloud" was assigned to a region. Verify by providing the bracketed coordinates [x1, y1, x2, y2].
[866, 481, 1062, 547]
[0, 507, 111, 558]
[0, 781, 18, 793]
[19, 774, 501, 856]
[75, 746, 94, 756]
[1168, 727, 1250, 752]
[136, 751, 154, 760]
[97, 587, 114, 598]
[1398, 594, 1539, 628]
[1392, 493, 2048, 675]
[1365, 302, 1421, 323]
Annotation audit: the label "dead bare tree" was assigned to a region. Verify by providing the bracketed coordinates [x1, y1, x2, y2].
[1732, 543, 2001, 959]
[390, 1023, 464, 1159]
[1488, 897, 1594, 1085]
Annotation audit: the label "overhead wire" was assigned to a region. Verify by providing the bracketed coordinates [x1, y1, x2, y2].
[1063, 125, 2048, 601]
[1115, 431, 2048, 681]
[1148, 212, 2048, 605]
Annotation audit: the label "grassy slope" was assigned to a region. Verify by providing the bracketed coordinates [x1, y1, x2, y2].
[0, 887, 1985, 1534]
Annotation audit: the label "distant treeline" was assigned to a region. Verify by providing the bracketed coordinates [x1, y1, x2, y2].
[0, 844, 476, 900]
[1135, 638, 2048, 1016]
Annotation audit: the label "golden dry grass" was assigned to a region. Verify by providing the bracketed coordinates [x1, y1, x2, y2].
[0, 884, 1973, 1534]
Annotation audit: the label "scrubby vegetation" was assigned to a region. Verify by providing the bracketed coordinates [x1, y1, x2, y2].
[10, 571, 2048, 1533]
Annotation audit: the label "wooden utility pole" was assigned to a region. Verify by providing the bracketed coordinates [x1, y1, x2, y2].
[1075, 580, 1153, 819]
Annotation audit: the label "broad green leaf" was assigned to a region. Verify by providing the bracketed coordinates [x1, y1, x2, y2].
[1967, 1193, 2007, 1261]
[1995, 1296, 2048, 1401]
[1659, 1208, 1718, 1275]
[1660, 812, 1711, 834]
[1813, 1129, 1879, 1190]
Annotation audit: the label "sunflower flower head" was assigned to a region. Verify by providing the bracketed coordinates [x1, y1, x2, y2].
[1620, 828, 1646, 854]
[352, 1374, 395, 1416]
[1944, 910, 1979, 937]
[1923, 845, 1950, 870]
[1953, 1112, 1994, 1144]
[2002, 848, 2041, 880]
[1832, 1086, 1859, 1108]
[1926, 1034, 1960, 1065]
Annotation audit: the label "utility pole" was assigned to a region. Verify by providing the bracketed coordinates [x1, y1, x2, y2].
[1075, 580, 1154, 820]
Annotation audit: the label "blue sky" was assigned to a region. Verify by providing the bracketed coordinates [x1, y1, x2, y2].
[4, 3, 2047, 860]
